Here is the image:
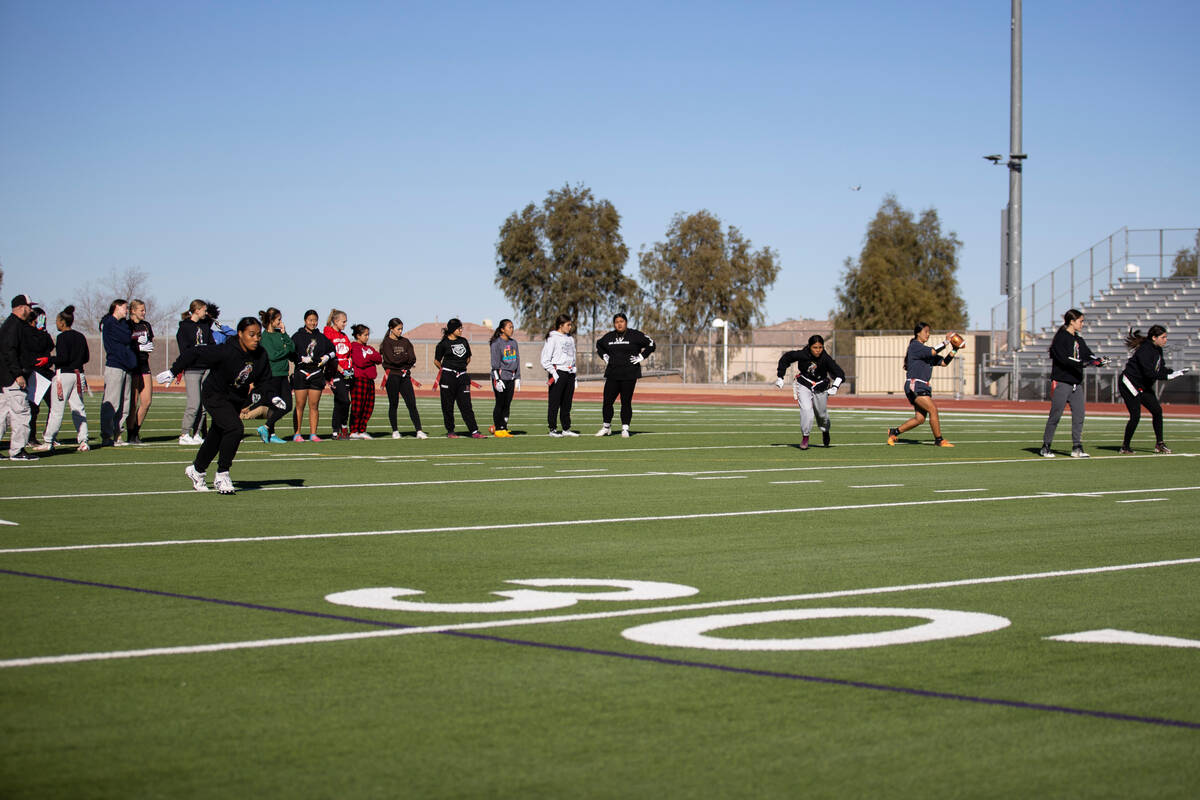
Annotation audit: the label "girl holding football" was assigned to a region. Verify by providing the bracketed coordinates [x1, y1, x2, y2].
[887, 323, 961, 448]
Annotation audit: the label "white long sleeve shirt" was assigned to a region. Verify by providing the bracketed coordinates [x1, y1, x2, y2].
[540, 331, 577, 374]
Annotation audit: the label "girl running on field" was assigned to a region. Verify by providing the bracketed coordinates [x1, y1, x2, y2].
[887, 322, 961, 448]
[1119, 325, 1190, 454]
[774, 334, 845, 450]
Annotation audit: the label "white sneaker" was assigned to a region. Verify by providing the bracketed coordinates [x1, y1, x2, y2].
[1070, 448, 1090, 459]
[392, 431, 402, 439]
[179, 434, 195, 445]
[185, 465, 209, 492]
[548, 430, 563, 438]
[561, 430, 579, 437]
[77, 441, 90, 453]
[113, 438, 129, 447]
[621, 428, 631, 438]
[214, 471, 235, 494]
[596, 426, 611, 437]
[359, 432, 373, 440]
[415, 430, 428, 440]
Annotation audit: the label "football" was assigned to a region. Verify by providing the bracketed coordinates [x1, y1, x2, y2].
[949, 332, 966, 349]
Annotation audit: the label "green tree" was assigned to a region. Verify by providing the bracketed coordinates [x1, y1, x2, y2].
[1170, 232, 1198, 278]
[495, 183, 634, 335]
[833, 195, 968, 331]
[636, 210, 780, 338]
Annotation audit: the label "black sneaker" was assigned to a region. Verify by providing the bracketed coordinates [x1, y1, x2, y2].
[9, 452, 39, 462]
[1039, 446, 1055, 458]
[822, 428, 830, 448]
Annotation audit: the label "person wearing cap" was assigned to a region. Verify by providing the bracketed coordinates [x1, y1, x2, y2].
[0, 294, 40, 460]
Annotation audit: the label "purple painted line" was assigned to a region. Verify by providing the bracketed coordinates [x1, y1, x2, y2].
[0, 568, 412, 630]
[4, 567, 1198, 730]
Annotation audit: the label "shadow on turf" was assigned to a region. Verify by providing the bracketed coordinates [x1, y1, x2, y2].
[233, 478, 307, 490]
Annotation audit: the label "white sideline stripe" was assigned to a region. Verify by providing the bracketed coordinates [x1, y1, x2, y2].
[4, 556, 1198, 669]
[4, 485, 1199, 555]
[850, 484, 903, 488]
[0, 519, 17, 526]
[491, 465, 544, 470]
[556, 469, 608, 473]
[934, 488, 988, 494]
[1044, 629, 1200, 649]
[694, 476, 747, 481]
[1115, 498, 1167, 504]
[769, 480, 823, 485]
[0, 453, 1192, 502]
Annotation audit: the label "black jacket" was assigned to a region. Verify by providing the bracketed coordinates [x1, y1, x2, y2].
[777, 348, 846, 392]
[1121, 341, 1170, 393]
[596, 329, 656, 380]
[171, 339, 271, 402]
[176, 318, 213, 359]
[1048, 328, 1100, 384]
[53, 329, 90, 372]
[0, 313, 31, 385]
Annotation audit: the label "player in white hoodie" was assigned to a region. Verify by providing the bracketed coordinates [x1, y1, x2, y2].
[540, 314, 577, 437]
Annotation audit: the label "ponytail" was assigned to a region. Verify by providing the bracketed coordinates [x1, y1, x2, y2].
[1125, 324, 1166, 351]
[489, 318, 512, 344]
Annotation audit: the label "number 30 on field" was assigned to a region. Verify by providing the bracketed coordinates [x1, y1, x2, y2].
[325, 579, 1013, 651]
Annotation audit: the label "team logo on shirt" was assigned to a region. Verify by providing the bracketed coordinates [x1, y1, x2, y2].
[235, 362, 254, 387]
[451, 343, 467, 358]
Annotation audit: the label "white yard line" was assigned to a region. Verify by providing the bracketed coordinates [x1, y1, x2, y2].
[769, 480, 823, 485]
[850, 484, 904, 489]
[934, 488, 988, 493]
[3, 485, 1198, 556]
[4, 555, 1198, 669]
[1115, 498, 1167, 504]
[694, 476, 747, 480]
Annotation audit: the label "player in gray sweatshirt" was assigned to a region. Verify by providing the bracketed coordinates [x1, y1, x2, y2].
[489, 319, 521, 437]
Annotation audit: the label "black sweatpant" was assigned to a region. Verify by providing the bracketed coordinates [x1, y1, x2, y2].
[329, 375, 352, 434]
[385, 371, 422, 432]
[602, 378, 637, 426]
[547, 371, 575, 431]
[439, 369, 478, 433]
[260, 375, 293, 435]
[1120, 383, 1164, 446]
[193, 394, 244, 474]
[492, 380, 515, 430]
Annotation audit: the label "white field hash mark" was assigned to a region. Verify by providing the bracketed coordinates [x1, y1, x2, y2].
[3, 485, 1199, 556]
[2, 556, 1198, 669]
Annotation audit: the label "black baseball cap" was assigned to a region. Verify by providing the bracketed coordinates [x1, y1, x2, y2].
[11, 294, 38, 309]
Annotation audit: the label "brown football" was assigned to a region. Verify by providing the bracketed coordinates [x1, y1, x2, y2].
[949, 332, 966, 349]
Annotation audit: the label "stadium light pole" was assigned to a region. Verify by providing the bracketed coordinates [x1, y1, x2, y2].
[711, 318, 729, 384]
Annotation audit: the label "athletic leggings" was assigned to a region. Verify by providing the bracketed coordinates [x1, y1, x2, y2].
[348, 376, 376, 434]
[329, 376, 352, 434]
[492, 379, 515, 430]
[260, 375, 293, 435]
[385, 371, 422, 432]
[601, 378, 637, 427]
[193, 394, 244, 474]
[439, 369, 478, 433]
[547, 371, 576, 431]
[1120, 383, 1164, 446]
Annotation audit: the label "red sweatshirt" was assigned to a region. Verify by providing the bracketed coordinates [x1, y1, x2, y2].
[324, 325, 353, 374]
[350, 341, 382, 381]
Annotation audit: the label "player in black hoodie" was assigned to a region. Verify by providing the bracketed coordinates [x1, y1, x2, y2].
[161, 317, 271, 494]
[774, 334, 846, 449]
[1040, 309, 1107, 458]
[594, 314, 655, 438]
[1119, 325, 1190, 454]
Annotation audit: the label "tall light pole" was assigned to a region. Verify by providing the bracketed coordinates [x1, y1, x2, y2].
[711, 318, 729, 384]
[986, 0, 1026, 355]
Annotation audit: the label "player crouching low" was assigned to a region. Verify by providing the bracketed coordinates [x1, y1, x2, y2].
[774, 334, 845, 450]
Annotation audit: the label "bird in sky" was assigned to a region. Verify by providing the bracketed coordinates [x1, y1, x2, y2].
[850, 185, 861, 191]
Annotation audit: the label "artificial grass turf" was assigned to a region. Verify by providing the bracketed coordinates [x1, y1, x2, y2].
[1, 398, 1198, 797]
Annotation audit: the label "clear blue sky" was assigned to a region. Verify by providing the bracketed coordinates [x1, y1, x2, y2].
[3, 0, 1198, 337]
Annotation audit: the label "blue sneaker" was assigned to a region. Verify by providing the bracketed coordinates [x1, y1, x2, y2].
[268, 434, 287, 444]
[257, 425, 270, 443]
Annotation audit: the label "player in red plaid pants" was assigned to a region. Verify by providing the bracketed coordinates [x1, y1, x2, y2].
[347, 325, 382, 438]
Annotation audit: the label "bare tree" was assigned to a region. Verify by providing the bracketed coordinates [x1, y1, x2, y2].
[65, 267, 183, 334]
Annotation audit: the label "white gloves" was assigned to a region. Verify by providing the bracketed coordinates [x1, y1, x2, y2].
[495, 379, 506, 393]
[1168, 368, 1191, 380]
[829, 378, 842, 396]
[155, 370, 175, 386]
[300, 354, 313, 364]
[774, 377, 785, 389]
[827, 384, 839, 396]
[514, 379, 521, 391]
[548, 370, 559, 383]
[630, 354, 644, 364]
[139, 336, 154, 352]
[602, 354, 610, 363]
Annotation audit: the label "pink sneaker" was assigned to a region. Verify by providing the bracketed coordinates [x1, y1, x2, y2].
[308, 434, 322, 442]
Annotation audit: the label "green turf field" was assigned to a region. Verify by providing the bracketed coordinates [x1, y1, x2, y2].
[2, 393, 1198, 798]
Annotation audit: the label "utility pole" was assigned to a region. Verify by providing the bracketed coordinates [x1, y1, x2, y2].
[1007, 0, 1024, 354]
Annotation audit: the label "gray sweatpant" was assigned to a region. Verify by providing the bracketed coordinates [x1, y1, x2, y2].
[101, 366, 131, 440]
[1, 382, 32, 456]
[793, 382, 830, 436]
[44, 372, 89, 444]
[1043, 380, 1085, 449]
[181, 369, 206, 435]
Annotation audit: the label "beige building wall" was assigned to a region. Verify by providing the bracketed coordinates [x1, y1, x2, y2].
[855, 335, 975, 395]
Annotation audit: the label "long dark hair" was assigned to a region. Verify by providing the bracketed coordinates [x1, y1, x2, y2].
[1058, 309, 1084, 333]
[546, 314, 572, 339]
[807, 333, 825, 354]
[258, 307, 281, 330]
[99, 298, 128, 331]
[1125, 325, 1166, 351]
[490, 318, 512, 344]
[443, 318, 463, 338]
